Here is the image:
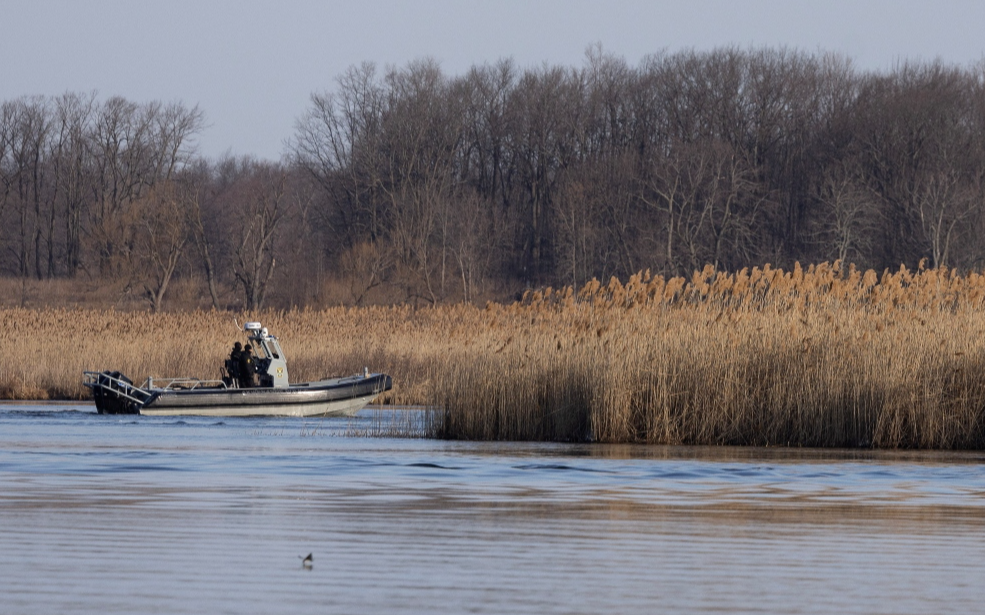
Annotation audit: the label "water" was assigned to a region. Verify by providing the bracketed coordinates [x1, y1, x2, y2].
[2, 403, 984, 614]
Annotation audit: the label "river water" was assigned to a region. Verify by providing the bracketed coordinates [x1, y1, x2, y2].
[1, 403, 983, 614]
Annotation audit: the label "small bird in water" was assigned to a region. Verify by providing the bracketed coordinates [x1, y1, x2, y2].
[300, 553, 313, 568]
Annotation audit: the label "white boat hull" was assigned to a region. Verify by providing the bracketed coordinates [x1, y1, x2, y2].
[138, 390, 379, 418]
[85, 371, 392, 418]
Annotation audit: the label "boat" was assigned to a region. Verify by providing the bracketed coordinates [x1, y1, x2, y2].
[83, 322, 392, 417]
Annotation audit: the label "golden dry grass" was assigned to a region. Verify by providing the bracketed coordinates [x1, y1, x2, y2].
[5, 261, 985, 449]
[1, 306, 441, 404]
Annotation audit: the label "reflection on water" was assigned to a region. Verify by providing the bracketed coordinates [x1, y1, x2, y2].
[1, 404, 984, 614]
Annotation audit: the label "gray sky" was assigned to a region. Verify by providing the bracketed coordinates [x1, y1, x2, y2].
[3, 0, 984, 161]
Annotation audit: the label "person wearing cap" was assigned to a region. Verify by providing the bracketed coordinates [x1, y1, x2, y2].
[238, 343, 256, 388]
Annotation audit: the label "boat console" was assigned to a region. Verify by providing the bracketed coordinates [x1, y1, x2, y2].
[243, 322, 289, 387]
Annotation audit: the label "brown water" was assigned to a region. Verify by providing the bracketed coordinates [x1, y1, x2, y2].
[1, 403, 984, 614]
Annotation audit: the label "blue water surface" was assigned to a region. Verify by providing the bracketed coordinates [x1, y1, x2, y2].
[1, 403, 984, 614]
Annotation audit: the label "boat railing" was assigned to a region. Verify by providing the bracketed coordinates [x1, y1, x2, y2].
[82, 371, 152, 405]
[142, 377, 229, 391]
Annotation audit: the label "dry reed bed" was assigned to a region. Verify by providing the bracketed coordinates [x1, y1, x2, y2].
[4, 261, 985, 448]
[439, 262, 985, 448]
[1, 306, 448, 404]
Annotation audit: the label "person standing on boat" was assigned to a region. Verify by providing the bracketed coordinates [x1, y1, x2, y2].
[227, 342, 243, 384]
[238, 344, 257, 388]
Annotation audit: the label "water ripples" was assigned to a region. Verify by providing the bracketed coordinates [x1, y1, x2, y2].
[1, 404, 984, 614]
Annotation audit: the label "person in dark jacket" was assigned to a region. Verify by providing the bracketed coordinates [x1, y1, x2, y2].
[229, 342, 242, 364]
[238, 344, 256, 388]
[226, 342, 242, 384]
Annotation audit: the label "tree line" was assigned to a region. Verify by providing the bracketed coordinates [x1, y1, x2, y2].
[4, 47, 985, 309]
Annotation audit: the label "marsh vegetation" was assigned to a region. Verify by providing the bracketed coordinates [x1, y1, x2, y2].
[5, 263, 985, 448]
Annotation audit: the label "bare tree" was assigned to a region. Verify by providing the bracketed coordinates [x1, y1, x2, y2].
[853, 61, 983, 268]
[232, 162, 289, 310]
[641, 138, 715, 275]
[150, 101, 205, 181]
[86, 97, 203, 278]
[702, 145, 767, 271]
[461, 59, 517, 206]
[87, 97, 155, 277]
[5, 97, 52, 278]
[292, 62, 387, 252]
[811, 160, 880, 264]
[377, 59, 465, 303]
[134, 180, 189, 311]
[0, 102, 19, 264]
[553, 177, 595, 287]
[506, 65, 580, 282]
[187, 176, 222, 309]
[449, 190, 498, 301]
[52, 92, 98, 277]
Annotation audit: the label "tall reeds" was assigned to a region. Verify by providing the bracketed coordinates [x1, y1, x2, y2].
[4, 261, 985, 448]
[433, 262, 985, 448]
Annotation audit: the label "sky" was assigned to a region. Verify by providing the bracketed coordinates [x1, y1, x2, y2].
[3, 0, 985, 161]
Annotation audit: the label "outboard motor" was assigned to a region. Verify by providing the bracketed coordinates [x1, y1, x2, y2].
[92, 371, 141, 414]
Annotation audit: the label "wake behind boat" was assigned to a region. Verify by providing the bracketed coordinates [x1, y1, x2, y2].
[83, 322, 392, 417]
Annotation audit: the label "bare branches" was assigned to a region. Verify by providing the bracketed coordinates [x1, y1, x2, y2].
[9, 49, 985, 309]
[134, 180, 189, 312]
[231, 162, 289, 310]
